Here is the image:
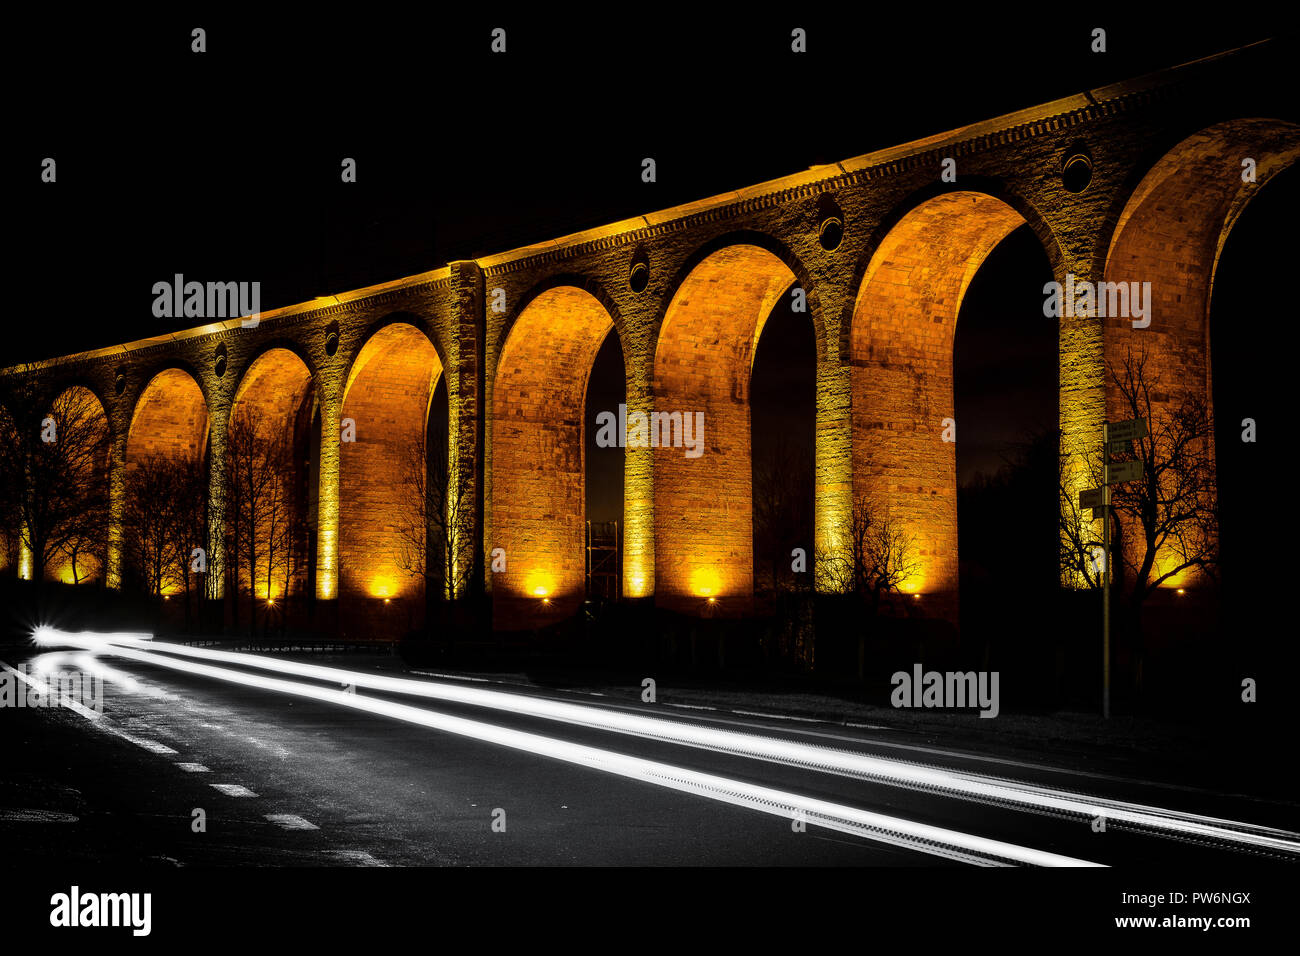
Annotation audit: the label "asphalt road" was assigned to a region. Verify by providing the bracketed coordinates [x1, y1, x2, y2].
[2, 637, 1297, 868]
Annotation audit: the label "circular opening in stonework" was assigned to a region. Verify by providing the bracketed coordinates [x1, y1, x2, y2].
[325, 331, 340, 357]
[114, 374, 126, 396]
[629, 262, 649, 294]
[1062, 153, 1093, 193]
[818, 216, 843, 251]
[215, 342, 227, 377]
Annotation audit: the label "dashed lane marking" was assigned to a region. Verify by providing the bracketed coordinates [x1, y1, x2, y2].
[265, 813, 318, 831]
[210, 783, 258, 798]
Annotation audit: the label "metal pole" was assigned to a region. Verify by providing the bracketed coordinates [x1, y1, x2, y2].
[1102, 421, 1110, 720]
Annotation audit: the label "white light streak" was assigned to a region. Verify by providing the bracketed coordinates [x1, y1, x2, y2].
[38, 628, 1295, 859]
[35, 632, 1098, 866]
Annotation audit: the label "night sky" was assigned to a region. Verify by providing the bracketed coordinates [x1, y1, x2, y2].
[8, 14, 1292, 576]
[10, 15, 1282, 365]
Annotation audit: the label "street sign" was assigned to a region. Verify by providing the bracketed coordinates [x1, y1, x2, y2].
[1108, 418, 1147, 443]
[1079, 488, 1103, 510]
[1107, 459, 1143, 484]
[1107, 438, 1131, 456]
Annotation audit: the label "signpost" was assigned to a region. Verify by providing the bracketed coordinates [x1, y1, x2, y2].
[1106, 460, 1143, 484]
[1101, 417, 1145, 719]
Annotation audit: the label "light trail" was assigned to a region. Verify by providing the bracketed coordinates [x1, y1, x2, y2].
[36, 628, 1300, 859]
[29, 631, 1100, 867]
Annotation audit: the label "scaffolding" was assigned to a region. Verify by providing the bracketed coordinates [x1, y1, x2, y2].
[585, 520, 621, 600]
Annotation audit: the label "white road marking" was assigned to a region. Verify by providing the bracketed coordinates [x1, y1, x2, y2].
[75, 635, 1299, 858]
[51, 638, 1100, 866]
[732, 709, 822, 723]
[265, 813, 318, 830]
[117, 733, 178, 755]
[0, 809, 80, 823]
[326, 850, 387, 866]
[210, 783, 258, 797]
[175, 762, 210, 773]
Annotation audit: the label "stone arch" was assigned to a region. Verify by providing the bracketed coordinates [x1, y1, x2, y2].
[653, 243, 797, 614]
[123, 368, 209, 596]
[1101, 118, 1300, 588]
[341, 312, 448, 376]
[228, 347, 314, 602]
[338, 322, 443, 608]
[498, 274, 625, 366]
[840, 180, 1065, 365]
[44, 385, 111, 585]
[653, 231, 827, 364]
[491, 285, 616, 628]
[127, 368, 209, 470]
[849, 190, 1040, 609]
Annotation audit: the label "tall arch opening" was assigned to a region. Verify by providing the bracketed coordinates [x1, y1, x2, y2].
[584, 329, 627, 604]
[1209, 163, 1296, 615]
[228, 349, 313, 629]
[492, 286, 614, 629]
[953, 225, 1059, 697]
[849, 191, 1031, 619]
[1102, 119, 1299, 594]
[751, 283, 816, 601]
[124, 369, 209, 599]
[339, 322, 443, 636]
[654, 244, 795, 615]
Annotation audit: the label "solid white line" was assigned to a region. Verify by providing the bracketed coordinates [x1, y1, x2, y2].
[175, 763, 210, 773]
[0, 659, 103, 721]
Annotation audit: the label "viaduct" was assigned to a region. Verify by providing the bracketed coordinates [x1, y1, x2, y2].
[3, 42, 1296, 635]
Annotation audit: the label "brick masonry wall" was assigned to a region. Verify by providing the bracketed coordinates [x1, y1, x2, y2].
[5, 43, 1295, 634]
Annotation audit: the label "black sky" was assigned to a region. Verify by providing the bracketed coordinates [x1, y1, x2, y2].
[8, 14, 1288, 365]
[10, 14, 1295, 586]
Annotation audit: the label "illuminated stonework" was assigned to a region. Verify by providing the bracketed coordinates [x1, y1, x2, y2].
[1102, 119, 1300, 590]
[1, 45, 1291, 632]
[850, 193, 1027, 607]
[229, 348, 313, 602]
[339, 323, 442, 610]
[653, 245, 794, 614]
[491, 286, 613, 628]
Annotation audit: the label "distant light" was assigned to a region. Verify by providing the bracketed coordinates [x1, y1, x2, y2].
[163, 595, 170, 601]
[707, 597, 717, 604]
[542, 598, 551, 606]
[912, 593, 922, 600]
[266, 599, 276, 607]
[383, 598, 391, 604]
[1176, 588, 1185, 596]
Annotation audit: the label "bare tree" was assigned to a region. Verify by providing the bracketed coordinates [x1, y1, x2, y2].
[1059, 347, 1218, 607]
[167, 455, 210, 631]
[817, 493, 920, 613]
[396, 427, 476, 610]
[225, 407, 294, 637]
[123, 455, 184, 597]
[0, 367, 110, 585]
